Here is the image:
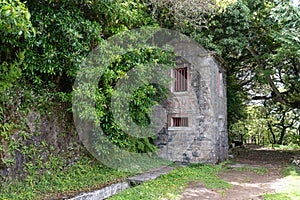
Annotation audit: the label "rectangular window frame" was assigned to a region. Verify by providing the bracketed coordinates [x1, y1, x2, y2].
[174, 67, 188, 92]
[218, 70, 224, 97]
[167, 114, 192, 130]
[171, 57, 190, 93]
[172, 117, 189, 127]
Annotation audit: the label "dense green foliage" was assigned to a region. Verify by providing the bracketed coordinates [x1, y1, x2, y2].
[0, 0, 33, 93]
[23, 1, 102, 87]
[0, 155, 134, 200]
[0, 0, 158, 189]
[95, 48, 174, 153]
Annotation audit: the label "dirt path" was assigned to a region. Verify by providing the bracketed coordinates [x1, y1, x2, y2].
[179, 145, 300, 200]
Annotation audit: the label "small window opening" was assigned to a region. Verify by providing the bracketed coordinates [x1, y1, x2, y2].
[218, 71, 223, 97]
[174, 67, 187, 92]
[172, 117, 188, 127]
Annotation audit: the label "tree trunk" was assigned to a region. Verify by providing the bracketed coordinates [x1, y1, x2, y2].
[267, 122, 276, 144]
[278, 129, 285, 145]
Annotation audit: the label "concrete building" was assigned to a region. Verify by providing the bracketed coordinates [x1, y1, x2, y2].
[155, 43, 228, 164]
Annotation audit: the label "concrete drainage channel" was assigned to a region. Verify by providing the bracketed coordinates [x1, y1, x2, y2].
[68, 166, 174, 200]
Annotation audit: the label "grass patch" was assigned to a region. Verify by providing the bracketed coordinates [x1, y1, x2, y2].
[263, 193, 293, 200]
[220, 159, 235, 165]
[221, 162, 269, 175]
[109, 164, 232, 200]
[233, 166, 269, 175]
[262, 165, 300, 200]
[280, 165, 300, 177]
[0, 155, 135, 200]
[266, 144, 300, 151]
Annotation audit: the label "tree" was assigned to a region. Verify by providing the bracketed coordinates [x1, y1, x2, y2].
[268, 1, 300, 108]
[265, 102, 299, 144]
[147, 0, 217, 30]
[230, 106, 269, 145]
[230, 104, 299, 145]
[0, 0, 34, 94]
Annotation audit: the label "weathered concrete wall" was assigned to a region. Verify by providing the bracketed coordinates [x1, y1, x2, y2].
[208, 57, 228, 163]
[155, 51, 228, 164]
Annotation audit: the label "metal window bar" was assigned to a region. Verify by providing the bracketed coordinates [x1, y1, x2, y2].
[174, 67, 187, 92]
[172, 117, 188, 127]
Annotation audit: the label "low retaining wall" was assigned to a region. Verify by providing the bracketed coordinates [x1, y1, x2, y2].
[68, 166, 174, 200]
[69, 182, 130, 200]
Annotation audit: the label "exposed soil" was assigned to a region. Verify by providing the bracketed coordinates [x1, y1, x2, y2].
[179, 145, 300, 200]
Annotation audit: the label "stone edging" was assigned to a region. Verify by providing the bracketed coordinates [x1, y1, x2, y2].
[68, 166, 174, 200]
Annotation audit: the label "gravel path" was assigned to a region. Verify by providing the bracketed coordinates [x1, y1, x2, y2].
[178, 145, 300, 200]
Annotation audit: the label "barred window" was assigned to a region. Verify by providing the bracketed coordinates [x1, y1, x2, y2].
[174, 67, 187, 92]
[172, 117, 188, 127]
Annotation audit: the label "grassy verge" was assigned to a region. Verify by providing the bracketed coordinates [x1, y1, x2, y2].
[109, 164, 232, 200]
[220, 160, 269, 175]
[266, 144, 300, 151]
[0, 155, 135, 200]
[262, 165, 300, 200]
[228, 166, 269, 175]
